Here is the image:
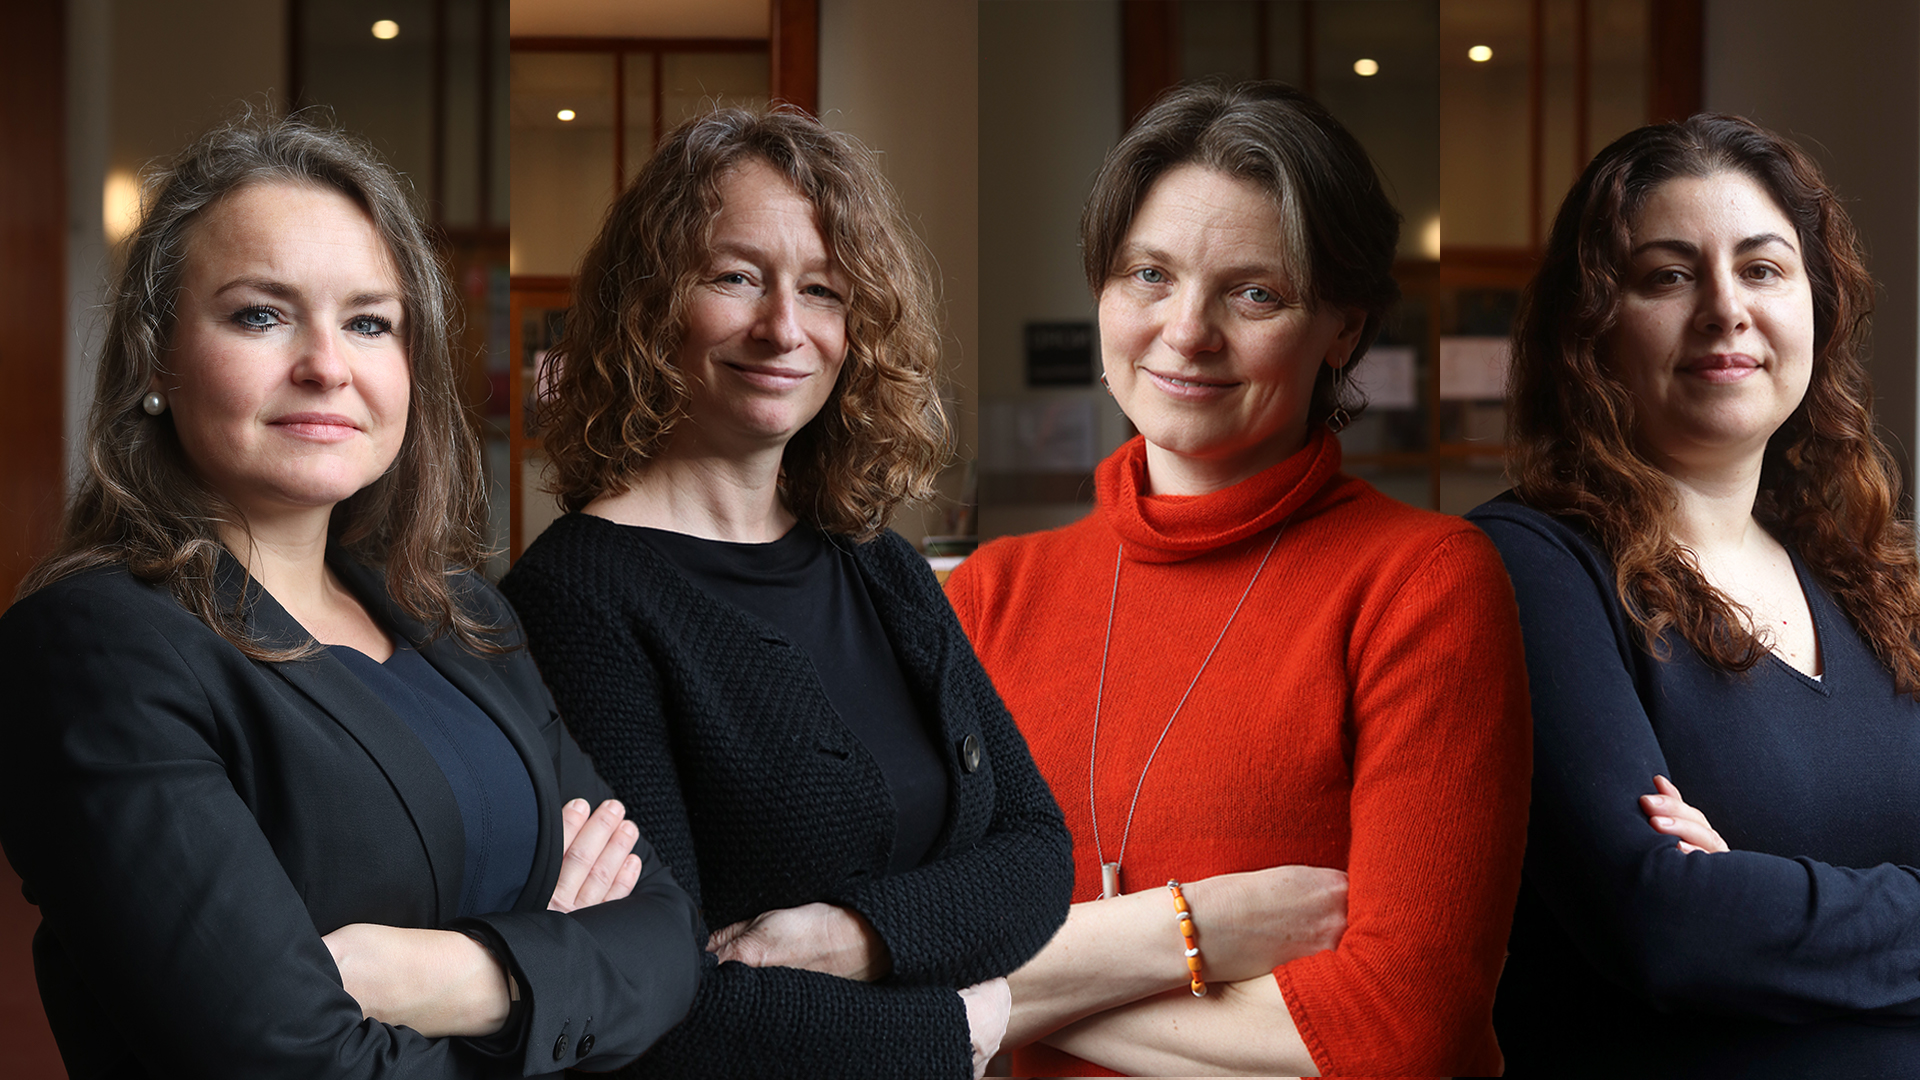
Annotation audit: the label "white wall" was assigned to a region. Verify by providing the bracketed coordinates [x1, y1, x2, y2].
[1705, 0, 1920, 494]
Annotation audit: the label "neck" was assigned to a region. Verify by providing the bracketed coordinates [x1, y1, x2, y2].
[217, 505, 336, 613]
[1141, 430, 1307, 497]
[586, 436, 795, 542]
[1656, 448, 1767, 558]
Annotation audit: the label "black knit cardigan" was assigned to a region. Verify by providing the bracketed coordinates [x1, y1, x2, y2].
[501, 515, 1074, 1078]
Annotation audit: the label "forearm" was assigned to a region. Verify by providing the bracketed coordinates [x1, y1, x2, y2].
[1003, 891, 1193, 1047]
[1042, 975, 1317, 1077]
[325, 925, 512, 1039]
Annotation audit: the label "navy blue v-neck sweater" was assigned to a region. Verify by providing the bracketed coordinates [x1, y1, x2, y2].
[1471, 495, 1920, 1079]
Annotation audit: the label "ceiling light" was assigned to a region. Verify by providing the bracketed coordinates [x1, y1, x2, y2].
[557, 109, 577, 122]
[371, 19, 399, 40]
[1468, 45, 1492, 62]
[1353, 58, 1379, 76]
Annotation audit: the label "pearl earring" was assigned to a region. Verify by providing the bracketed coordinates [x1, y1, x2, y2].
[142, 392, 166, 416]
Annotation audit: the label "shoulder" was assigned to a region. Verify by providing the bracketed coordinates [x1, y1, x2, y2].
[1301, 477, 1510, 592]
[2, 564, 205, 650]
[945, 511, 1106, 606]
[504, 514, 677, 609]
[1464, 493, 1614, 583]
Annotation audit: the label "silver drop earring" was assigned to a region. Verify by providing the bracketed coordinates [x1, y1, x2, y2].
[1324, 364, 1353, 433]
[142, 392, 167, 416]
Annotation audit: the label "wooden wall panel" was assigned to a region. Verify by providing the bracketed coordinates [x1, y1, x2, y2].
[0, 3, 68, 606]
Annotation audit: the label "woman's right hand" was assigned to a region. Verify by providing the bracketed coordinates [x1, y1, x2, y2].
[1180, 865, 1349, 980]
[550, 798, 645, 912]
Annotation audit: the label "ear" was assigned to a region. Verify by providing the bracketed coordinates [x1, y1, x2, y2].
[1325, 306, 1368, 369]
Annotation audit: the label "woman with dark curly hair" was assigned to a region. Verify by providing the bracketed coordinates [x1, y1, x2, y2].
[498, 107, 1073, 1079]
[0, 114, 700, 1078]
[1469, 114, 1920, 1076]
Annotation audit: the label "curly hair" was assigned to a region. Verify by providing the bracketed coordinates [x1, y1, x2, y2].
[20, 111, 496, 660]
[1509, 113, 1920, 692]
[1080, 80, 1402, 428]
[537, 107, 949, 540]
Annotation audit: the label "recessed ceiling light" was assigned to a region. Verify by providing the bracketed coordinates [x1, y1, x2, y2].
[1468, 45, 1493, 62]
[557, 109, 577, 122]
[1353, 58, 1379, 76]
[372, 19, 399, 40]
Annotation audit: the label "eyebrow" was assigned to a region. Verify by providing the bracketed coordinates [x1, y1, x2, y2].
[1630, 232, 1797, 258]
[213, 278, 401, 308]
[708, 239, 836, 274]
[1112, 243, 1292, 281]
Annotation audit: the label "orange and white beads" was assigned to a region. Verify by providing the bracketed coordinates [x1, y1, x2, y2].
[1167, 880, 1206, 997]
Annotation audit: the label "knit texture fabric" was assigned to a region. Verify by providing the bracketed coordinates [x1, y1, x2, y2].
[946, 429, 1532, 1077]
[501, 521, 1073, 1079]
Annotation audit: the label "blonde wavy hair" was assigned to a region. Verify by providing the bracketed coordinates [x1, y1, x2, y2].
[537, 107, 949, 540]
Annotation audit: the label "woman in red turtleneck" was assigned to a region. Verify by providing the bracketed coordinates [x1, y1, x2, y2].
[945, 83, 1532, 1077]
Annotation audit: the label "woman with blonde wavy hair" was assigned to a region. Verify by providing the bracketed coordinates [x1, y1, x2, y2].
[500, 107, 1073, 1079]
[1470, 114, 1920, 1076]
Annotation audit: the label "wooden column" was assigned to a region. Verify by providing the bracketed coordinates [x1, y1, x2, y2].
[0, 3, 68, 605]
[771, 0, 819, 116]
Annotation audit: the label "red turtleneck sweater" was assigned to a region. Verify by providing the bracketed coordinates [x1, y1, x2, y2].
[946, 430, 1530, 1077]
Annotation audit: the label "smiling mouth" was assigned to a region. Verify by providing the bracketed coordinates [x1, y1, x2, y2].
[1678, 354, 1762, 383]
[270, 413, 362, 441]
[1146, 369, 1238, 395]
[724, 363, 811, 387]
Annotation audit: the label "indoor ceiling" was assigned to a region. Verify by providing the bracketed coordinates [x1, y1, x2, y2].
[509, 0, 769, 39]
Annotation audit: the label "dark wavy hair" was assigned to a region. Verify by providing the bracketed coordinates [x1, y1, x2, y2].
[20, 112, 495, 660]
[1509, 113, 1920, 691]
[1081, 80, 1402, 428]
[537, 107, 949, 540]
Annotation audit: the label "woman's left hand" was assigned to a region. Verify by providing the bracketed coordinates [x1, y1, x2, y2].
[1640, 775, 1729, 854]
[321, 923, 513, 1038]
[707, 902, 894, 981]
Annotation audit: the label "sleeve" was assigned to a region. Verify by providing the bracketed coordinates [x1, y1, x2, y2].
[824, 543, 1073, 988]
[1272, 528, 1533, 1077]
[456, 721, 702, 1075]
[1476, 510, 1920, 1023]
[0, 585, 483, 1078]
[501, 555, 998, 1080]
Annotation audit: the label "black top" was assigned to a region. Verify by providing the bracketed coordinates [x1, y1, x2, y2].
[0, 553, 700, 1078]
[334, 641, 540, 917]
[1470, 495, 1920, 1079]
[634, 525, 949, 873]
[500, 514, 1073, 1080]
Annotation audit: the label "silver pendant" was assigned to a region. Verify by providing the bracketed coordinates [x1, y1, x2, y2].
[1101, 861, 1122, 899]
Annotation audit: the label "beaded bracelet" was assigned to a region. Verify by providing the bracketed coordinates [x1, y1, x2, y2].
[1167, 880, 1206, 997]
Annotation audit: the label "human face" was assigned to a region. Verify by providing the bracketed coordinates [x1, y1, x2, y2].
[672, 158, 849, 457]
[1099, 165, 1364, 495]
[164, 182, 409, 529]
[1609, 172, 1815, 473]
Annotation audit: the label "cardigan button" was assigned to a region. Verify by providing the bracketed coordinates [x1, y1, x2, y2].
[553, 1032, 569, 1060]
[577, 1033, 595, 1058]
[960, 733, 982, 773]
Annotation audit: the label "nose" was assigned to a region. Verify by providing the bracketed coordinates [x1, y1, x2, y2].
[1161, 287, 1223, 358]
[1693, 266, 1752, 338]
[292, 326, 353, 389]
[751, 290, 807, 354]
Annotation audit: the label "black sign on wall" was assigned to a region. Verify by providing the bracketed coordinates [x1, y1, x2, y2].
[1024, 321, 1095, 387]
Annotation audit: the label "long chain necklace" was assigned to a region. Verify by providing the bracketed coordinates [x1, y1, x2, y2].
[1088, 524, 1285, 898]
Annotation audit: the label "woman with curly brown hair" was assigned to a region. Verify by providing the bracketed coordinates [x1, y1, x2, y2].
[498, 108, 1073, 1080]
[1469, 114, 1920, 1077]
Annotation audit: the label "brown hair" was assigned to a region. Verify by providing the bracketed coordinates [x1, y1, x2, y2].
[1081, 81, 1402, 428]
[20, 112, 496, 660]
[538, 107, 948, 540]
[1510, 113, 1920, 691]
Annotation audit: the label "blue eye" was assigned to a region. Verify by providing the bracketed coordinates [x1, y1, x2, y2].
[1243, 286, 1276, 304]
[233, 306, 280, 330]
[347, 314, 394, 337]
[802, 283, 843, 302]
[1136, 268, 1166, 284]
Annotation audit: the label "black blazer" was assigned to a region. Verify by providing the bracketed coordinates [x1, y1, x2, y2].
[0, 553, 700, 1078]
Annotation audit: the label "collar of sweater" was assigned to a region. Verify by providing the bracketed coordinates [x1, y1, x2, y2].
[1095, 427, 1342, 564]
